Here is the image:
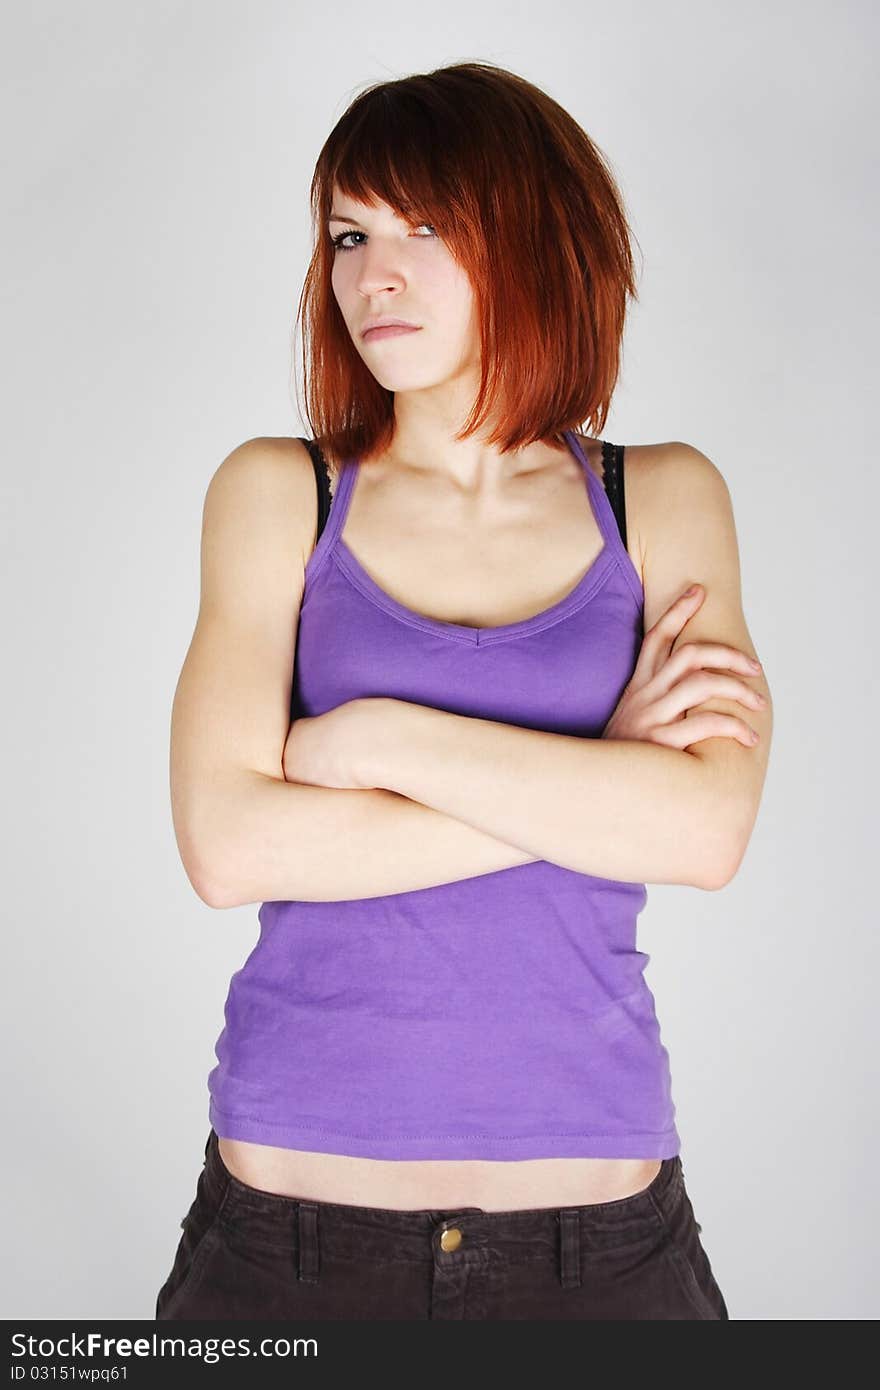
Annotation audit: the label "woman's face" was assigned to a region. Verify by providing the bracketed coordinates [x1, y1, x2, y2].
[328, 186, 480, 393]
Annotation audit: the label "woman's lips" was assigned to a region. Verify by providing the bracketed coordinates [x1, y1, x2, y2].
[363, 325, 421, 341]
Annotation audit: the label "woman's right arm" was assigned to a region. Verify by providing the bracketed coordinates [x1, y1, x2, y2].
[170, 436, 537, 909]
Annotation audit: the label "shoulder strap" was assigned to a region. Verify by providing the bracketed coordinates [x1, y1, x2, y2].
[298, 437, 332, 541]
[600, 440, 628, 550]
[303, 433, 628, 552]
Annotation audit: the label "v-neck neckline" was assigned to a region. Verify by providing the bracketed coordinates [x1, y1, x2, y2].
[326, 430, 621, 647]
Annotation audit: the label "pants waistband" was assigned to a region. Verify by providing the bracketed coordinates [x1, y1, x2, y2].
[198, 1129, 684, 1287]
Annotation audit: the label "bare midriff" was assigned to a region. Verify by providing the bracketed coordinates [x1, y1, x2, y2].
[217, 1139, 664, 1212]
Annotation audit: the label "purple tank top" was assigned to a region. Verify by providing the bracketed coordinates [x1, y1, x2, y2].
[207, 429, 680, 1160]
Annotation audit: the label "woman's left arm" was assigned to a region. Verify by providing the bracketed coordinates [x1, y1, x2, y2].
[319, 446, 772, 890]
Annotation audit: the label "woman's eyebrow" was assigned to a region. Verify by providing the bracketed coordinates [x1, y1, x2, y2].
[328, 208, 402, 226]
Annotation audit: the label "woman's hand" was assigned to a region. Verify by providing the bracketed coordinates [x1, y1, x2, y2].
[602, 584, 765, 750]
[282, 698, 390, 790]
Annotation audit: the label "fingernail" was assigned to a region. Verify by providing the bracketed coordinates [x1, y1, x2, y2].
[749, 657, 762, 670]
[683, 584, 699, 597]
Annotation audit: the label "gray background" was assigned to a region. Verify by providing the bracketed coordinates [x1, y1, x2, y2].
[3, 0, 876, 1321]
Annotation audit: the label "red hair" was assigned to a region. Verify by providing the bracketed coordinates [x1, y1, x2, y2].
[295, 61, 641, 467]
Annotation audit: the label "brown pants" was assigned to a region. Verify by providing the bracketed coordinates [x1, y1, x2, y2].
[155, 1129, 729, 1320]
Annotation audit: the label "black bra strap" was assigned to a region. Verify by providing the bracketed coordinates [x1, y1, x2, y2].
[298, 436, 332, 541]
[600, 440, 628, 550]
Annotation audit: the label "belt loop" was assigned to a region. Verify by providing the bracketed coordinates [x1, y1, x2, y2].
[558, 1209, 581, 1289]
[297, 1201, 320, 1283]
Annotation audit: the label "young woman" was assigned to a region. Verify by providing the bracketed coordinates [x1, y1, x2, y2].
[156, 62, 772, 1321]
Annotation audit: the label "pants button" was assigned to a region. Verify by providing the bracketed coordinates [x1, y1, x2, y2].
[440, 1226, 463, 1252]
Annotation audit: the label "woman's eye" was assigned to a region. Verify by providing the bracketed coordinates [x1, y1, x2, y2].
[330, 229, 364, 252]
[331, 224, 437, 253]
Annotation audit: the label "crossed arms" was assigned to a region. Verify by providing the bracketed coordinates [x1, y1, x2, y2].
[173, 441, 772, 908]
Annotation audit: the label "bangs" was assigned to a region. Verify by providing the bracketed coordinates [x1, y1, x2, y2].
[312, 82, 487, 264]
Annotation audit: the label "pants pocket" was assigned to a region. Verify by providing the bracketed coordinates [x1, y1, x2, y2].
[660, 1236, 724, 1320]
[650, 1168, 728, 1320]
[155, 1196, 224, 1320]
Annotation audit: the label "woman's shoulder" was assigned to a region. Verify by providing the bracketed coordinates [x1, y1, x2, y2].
[606, 438, 729, 515]
[210, 435, 322, 502]
[204, 436, 329, 556]
[572, 435, 726, 588]
[571, 432, 684, 487]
